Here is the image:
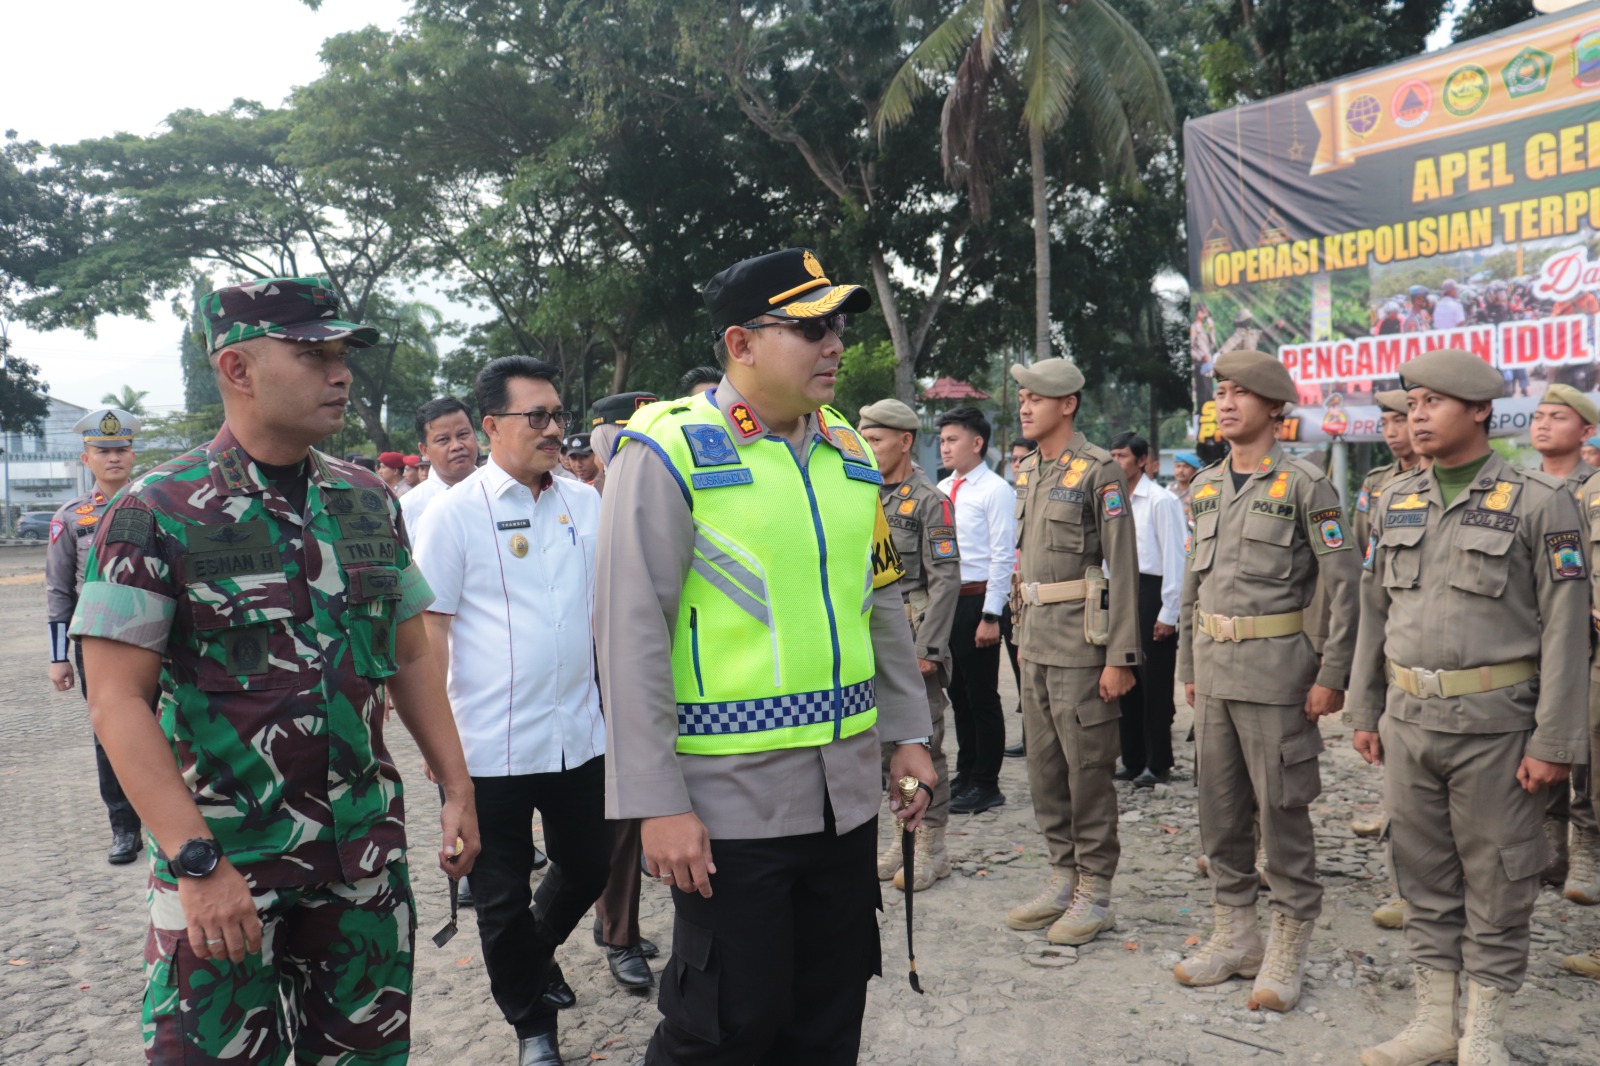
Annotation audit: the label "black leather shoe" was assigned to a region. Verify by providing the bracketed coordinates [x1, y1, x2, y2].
[607, 944, 654, 988]
[949, 784, 1004, 814]
[541, 965, 576, 1010]
[517, 1030, 562, 1066]
[457, 876, 476, 909]
[108, 829, 140, 865]
[1113, 764, 1140, 782]
[1003, 740, 1026, 758]
[1133, 770, 1169, 789]
[531, 846, 548, 871]
[593, 915, 660, 959]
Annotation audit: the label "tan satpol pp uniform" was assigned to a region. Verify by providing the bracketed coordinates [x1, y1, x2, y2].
[1351, 349, 1589, 1066]
[1174, 351, 1359, 1014]
[1560, 468, 1600, 979]
[1005, 358, 1142, 948]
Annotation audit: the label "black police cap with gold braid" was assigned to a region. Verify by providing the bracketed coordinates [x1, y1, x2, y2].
[703, 248, 872, 332]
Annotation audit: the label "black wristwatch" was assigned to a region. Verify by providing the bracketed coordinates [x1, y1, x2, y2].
[981, 612, 1001, 624]
[167, 838, 223, 879]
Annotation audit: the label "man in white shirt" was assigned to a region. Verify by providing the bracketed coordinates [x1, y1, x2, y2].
[936, 406, 1018, 814]
[1432, 279, 1466, 331]
[1109, 432, 1187, 787]
[400, 396, 482, 530]
[414, 357, 610, 1066]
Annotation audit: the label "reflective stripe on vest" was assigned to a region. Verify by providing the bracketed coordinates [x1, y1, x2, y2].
[621, 394, 883, 755]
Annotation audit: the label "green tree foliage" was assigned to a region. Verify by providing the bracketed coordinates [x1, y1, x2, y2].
[1451, 0, 1537, 43]
[99, 385, 150, 416]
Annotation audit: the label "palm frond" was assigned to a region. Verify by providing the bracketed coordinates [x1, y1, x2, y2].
[1067, 0, 1176, 144]
[941, 36, 1002, 218]
[877, 0, 987, 138]
[1014, 0, 1076, 137]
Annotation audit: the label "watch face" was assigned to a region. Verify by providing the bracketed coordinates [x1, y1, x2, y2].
[177, 839, 221, 877]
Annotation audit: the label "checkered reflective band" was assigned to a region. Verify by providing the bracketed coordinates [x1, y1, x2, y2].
[677, 680, 875, 736]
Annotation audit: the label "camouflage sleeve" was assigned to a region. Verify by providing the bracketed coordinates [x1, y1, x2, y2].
[68, 497, 178, 654]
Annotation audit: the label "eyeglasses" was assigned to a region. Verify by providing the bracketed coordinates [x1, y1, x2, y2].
[490, 409, 573, 432]
[730, 313, 848, 343]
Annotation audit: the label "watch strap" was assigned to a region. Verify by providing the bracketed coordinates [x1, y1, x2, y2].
[49, 622, 70, 663]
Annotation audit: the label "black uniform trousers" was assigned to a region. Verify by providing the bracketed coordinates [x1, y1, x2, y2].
[472, 755, 612, 1038]
[75, 642, 140, 835]
[949, 592, 1005, 790]
[1117, 573, 1177, 777]
[644, 803, 880, 1066]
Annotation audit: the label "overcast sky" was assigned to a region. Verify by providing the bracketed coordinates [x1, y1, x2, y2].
[2, 0, 414, 416]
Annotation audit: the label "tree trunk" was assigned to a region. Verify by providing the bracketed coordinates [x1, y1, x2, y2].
[610, 345, 631, 395]
[1029, 123, 1051, 365]
[1147, 387, 1161, 458]
[869, 249, 918, 403]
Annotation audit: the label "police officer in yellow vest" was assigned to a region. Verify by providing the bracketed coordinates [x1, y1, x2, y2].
[595, 248, 936, 1066]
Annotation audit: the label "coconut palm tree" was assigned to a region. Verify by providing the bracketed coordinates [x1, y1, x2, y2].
[100, 385, 149, 416]
[878, 0, 1175, 364]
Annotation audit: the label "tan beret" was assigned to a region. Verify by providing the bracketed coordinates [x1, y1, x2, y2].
[1374, 389, 1409, 416]
[1010, 358, 1086, 398]
[1400, 349, 1503, 402]
[1213, 350, 1298, 404]
[857, 398, 920, 432]
[1539, 383, 1600, 427]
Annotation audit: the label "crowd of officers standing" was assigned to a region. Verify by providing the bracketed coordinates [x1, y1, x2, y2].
[41, 255, 1600, 1066]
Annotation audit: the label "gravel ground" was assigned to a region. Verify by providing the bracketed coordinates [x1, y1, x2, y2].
[4, 541, 1600, 1064]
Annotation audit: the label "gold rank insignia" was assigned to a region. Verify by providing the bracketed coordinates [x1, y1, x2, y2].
[1391, 492, 1429, 510]
[1060, 456, 1089, 489]
[1017, 472, 1028, 487]
[510, 534, 529, 557]
[1257, 455, 1274, 473]
[1482, 481, 1519, 512]
[1193, 482, 1220, 500]
[897, 484, 913, 497]
[1268, 472, 1290, 499]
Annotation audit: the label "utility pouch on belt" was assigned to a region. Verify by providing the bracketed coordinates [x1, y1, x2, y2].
[1009, 571, 1023, 620]
[1082, 566, 1109, 646]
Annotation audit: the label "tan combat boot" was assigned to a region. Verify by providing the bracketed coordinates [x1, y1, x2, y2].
[1194, 851, 1269, 887]
[893, 825, 952, 892]
[876, 836, 902, 881]
[1560, 944, 1600, 979]
[1542, 817, 1569, 886]
[1047, 874, 1116, 946]
[1372, 896, 1409, 929]
[1173, 903, 1264, 986]
[1352, 809, 1386, 838]
[1359, 965, 1460, 1066]
[1457, 979, 1511, 1066]
[1249, 911, 1312, 1012]
[1006, 870, 1075, 930]
[1564, 825, 1600, 905]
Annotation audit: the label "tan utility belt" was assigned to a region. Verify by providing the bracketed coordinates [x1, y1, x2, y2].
[1386, 659, 1537, 700]
[1018, 579, 1088, 606]
[1196, 609, 1305, 643]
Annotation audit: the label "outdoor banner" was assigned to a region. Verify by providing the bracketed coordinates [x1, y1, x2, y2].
[1184, 1, 1600, 443]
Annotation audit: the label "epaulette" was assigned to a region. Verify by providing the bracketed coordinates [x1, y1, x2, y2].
[1078, 440, 1113, 464]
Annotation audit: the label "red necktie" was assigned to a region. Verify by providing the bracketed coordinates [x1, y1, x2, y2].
[949, 477, 965, 504]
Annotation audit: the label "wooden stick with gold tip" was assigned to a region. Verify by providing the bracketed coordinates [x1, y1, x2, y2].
[896, 775, 925, 993]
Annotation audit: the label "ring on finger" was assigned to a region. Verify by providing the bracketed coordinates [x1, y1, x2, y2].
[205, 937, 225, 946]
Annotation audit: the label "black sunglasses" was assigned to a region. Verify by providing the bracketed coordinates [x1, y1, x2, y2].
[490, 409, 573, 432]
[726, 313, 848, 344]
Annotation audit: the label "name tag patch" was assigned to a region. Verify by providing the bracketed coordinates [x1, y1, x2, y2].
[184, 548, 282, 583]
[1190, 496, 1220, 518]
[692, 468, 755, 490]
[1250, 499, 1296, 520]
[1461, 510, 1519, 534]
[1048, 488, 1086, 504]
[496, 519, 531, 530]
[335, 538, 399, 566]
[887, 514, 918, 533]
[842, 464, 883, 485]
[1385, 510, 1427, 527]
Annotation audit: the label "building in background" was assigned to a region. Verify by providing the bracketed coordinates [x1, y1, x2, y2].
[5, 398, 93, 523]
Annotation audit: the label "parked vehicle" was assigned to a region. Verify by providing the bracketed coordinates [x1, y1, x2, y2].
[16, 512, 54, 540]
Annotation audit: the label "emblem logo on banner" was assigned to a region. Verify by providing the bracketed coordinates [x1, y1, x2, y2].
[1391, 80, 1432, 128]
[1444, 65, 1490, 115]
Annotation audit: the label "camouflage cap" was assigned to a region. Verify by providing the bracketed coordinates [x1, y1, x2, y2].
[1400, 349, 1503, 402]
[857, 398, 920, 432]
[1539, 383, 1600, 427]
[1374, 389, 1410, 416]
[201, 277, 379, 354]
[1214, 350, 1298, 404]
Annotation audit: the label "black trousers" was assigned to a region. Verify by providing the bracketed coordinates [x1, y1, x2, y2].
[75, 642, 140, 835]
[949, 593, 1005, 789]
[472, 756, 612, 1037]
[1118, 574, 1177, 776]
[644, 808, 880, 1066]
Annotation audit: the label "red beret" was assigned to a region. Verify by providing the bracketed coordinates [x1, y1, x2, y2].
[377, 452, 404, 469]
[403, 455, 420, 467]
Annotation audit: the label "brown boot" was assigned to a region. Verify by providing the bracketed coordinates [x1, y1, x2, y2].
[1249, 912, 1312, 1012]
[1005, 870, 1075, 930]
[1457, 979, 1510, 1066]
[1359, 965, 1459, 1066]
[876, 836, 901, 881]
[1560, 944, 1600, 980]
[893, 826, 952, 892]
[1564, 825, 1600, 905]
[1372, 896, 1408, 929]
[1047, 874, 1116, 946]
[1173, 903, 1263, 986]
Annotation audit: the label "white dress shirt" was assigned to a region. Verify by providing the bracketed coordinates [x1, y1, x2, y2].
[1128, 473, 1187, 627]
[413, 457, 605, 777]
[937, 461, 1016, 616]
[399, 467, 450, 530]
[1432, 295, 1465, 330]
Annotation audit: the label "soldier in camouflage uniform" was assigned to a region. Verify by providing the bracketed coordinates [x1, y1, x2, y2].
[859, 398, 960, 891]
[71, 277, 480, 1065]
[46, 406, 144, 864]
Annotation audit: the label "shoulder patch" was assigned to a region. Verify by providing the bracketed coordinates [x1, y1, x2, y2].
[1357, 487, 1370, 513]
[1548, 531, 1586, 581]
[928, 525, 958, 560]
[105, 506, 153, 549]
[1309, 506, 1348, 553]
[1100, 483, 1125, 518]
[49, 519, 64, 544]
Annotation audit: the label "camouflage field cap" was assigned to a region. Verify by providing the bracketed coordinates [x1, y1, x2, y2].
[201, 277, 380, 354]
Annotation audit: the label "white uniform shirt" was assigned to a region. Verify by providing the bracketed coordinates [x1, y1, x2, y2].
[399, 467, 449, 530]
[937, 461, 1016, 616]
[413, 457, 606, 777]
[1128, 473, 1187, 627]
[1432, 295, 1465, 330]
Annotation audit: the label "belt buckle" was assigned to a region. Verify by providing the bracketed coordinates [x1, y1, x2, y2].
[1410, 667, 1443, 699]
[1021, 582, 1042, 606]
[1214, 615, 1237, 643]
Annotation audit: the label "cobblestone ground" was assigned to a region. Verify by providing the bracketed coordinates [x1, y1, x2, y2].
[5, 541, 1600, 1064]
